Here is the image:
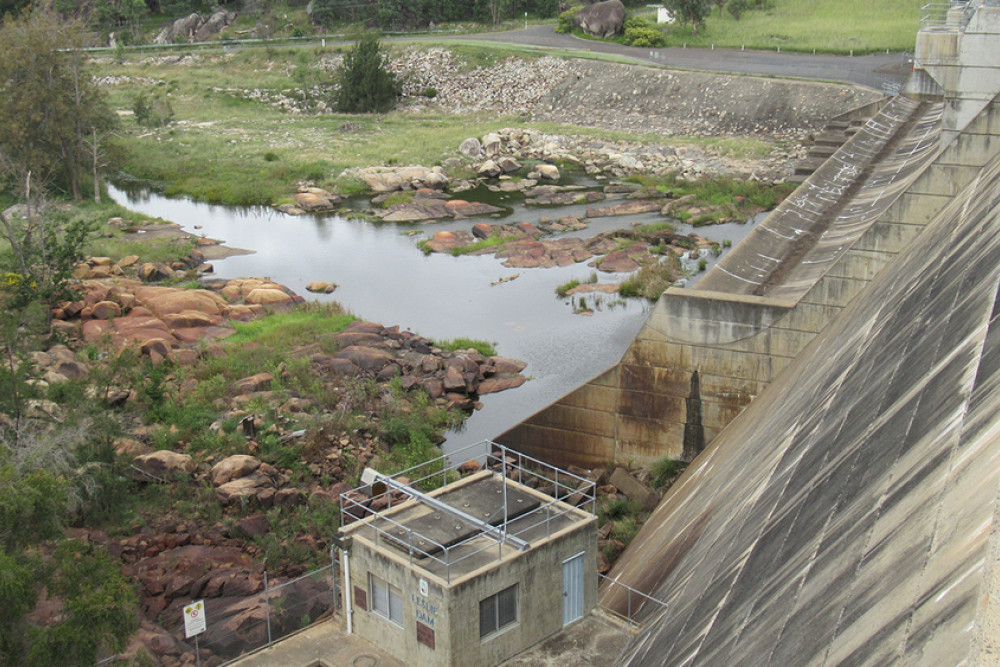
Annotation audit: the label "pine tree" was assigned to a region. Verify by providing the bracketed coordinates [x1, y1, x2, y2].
[334, 33, 401, 114]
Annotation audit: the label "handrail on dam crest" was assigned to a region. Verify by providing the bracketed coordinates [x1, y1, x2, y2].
[920, 1, 974, 30]
[598, 573, 669, 630]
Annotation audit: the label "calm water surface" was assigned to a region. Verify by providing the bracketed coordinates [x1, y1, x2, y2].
[108, 184, 757, 453]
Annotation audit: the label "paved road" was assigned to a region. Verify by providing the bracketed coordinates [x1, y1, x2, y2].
[462, 25, 912, 91]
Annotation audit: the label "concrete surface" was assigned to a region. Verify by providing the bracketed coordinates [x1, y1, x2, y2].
[502, 612, 631, 667]
[606, 131, 1000, 665]
[228, 619, 405, 667]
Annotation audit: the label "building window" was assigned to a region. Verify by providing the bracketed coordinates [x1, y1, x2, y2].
[479, 584, 518, 639]
[370, 573, 403, 625]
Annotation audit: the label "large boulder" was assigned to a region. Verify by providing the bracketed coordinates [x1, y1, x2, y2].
[536, 164, 561, 181]
[336, 345, 396, 372]
[234, 373, 274, 394]
[363, 172, 405, 193]
[481, 133, 502, 156]
[477, 160, 502, 178]
[244, 288, 294, 306]
[153, 13, 201, 44]
[194, 10, 235, 42]
[138, 288, 227, 317]
[459, 137, 482, 158]
[211, 455, 263, 486]
[575, 0, 626, 38]
[153, 10, 234, 45]
[133, 451, 196, 481]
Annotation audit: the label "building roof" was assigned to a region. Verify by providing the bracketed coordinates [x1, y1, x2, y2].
[341, 442, 596, 585]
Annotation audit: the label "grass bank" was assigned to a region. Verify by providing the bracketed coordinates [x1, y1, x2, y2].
[98, 41, 783, 207]
[638, 0, 922, 54]
[101, 42, 525, 204]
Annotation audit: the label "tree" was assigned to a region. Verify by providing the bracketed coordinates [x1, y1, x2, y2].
[0, 9, 117, 201]
[486, 0, 511, 25]
[0, 0, 28, 18]
[95, 0, 148, 42]
[334, 33, 401, 114]
[313, 0, 378, 26]
[727, 0, 748, 20]
[666, 0, 709, 33]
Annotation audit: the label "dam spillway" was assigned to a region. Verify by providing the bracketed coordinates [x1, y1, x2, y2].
[604, 117, 1000, 667]
[498, 93, 956, 468]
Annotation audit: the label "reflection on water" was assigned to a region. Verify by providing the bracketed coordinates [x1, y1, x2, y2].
[108, 184, 757, 454]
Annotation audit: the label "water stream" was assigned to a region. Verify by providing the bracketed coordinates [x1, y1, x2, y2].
[108, 184, 759, 453]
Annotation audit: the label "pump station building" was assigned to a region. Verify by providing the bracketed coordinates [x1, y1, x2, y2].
[334, 442, 598, 667]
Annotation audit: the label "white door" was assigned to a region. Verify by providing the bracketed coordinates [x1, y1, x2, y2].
[562, 551, 585, 626]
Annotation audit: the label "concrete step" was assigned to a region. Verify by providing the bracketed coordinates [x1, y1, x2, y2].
[815, 134, 847, 147]
[807, 146, 838, 159]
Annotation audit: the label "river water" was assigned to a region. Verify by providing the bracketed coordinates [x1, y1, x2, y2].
[108, 184, 758, 453]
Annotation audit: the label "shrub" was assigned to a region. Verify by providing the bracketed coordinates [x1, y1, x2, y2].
[618, 259, 680, 300]
[727, 0, 749, 20]
[333, 33, 400, 114]
[555, 6, 580, 33]
[132, 92, 173, 127]
[624, 25, 667, 47]
[649, 457, 686, 488]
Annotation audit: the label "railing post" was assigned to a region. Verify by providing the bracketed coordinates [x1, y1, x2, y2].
[332, 544, 341, 612]
[264, 570, 273, 649]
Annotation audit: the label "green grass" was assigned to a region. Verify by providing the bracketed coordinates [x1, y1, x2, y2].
[628, 173, 794, 210]
[634, 221, 675, 235]
[96, 40, 788, 207]
[93, 43, 537, 204]
[619, 258, 681, 300]
[649, 0, 922, 54]
[449, 234, 509, 256]
[556, 279, 580, 297]
[435, 337, 497, 356]
[4, 198, 197, 265]
[650, 457, 687, 488]
[228, 303, 355, 345]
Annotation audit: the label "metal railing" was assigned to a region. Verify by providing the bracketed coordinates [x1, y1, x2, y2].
[920, 1, 974, 30]
[597, 573, 669, 630]
[340, 440, 597, 583]
[95, 551, 340, 667]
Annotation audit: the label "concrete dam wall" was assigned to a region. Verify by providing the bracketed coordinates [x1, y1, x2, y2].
[500, 66, 1000, 470]
[602, 115, 1000, 667]
[498, 94, 958, 468]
